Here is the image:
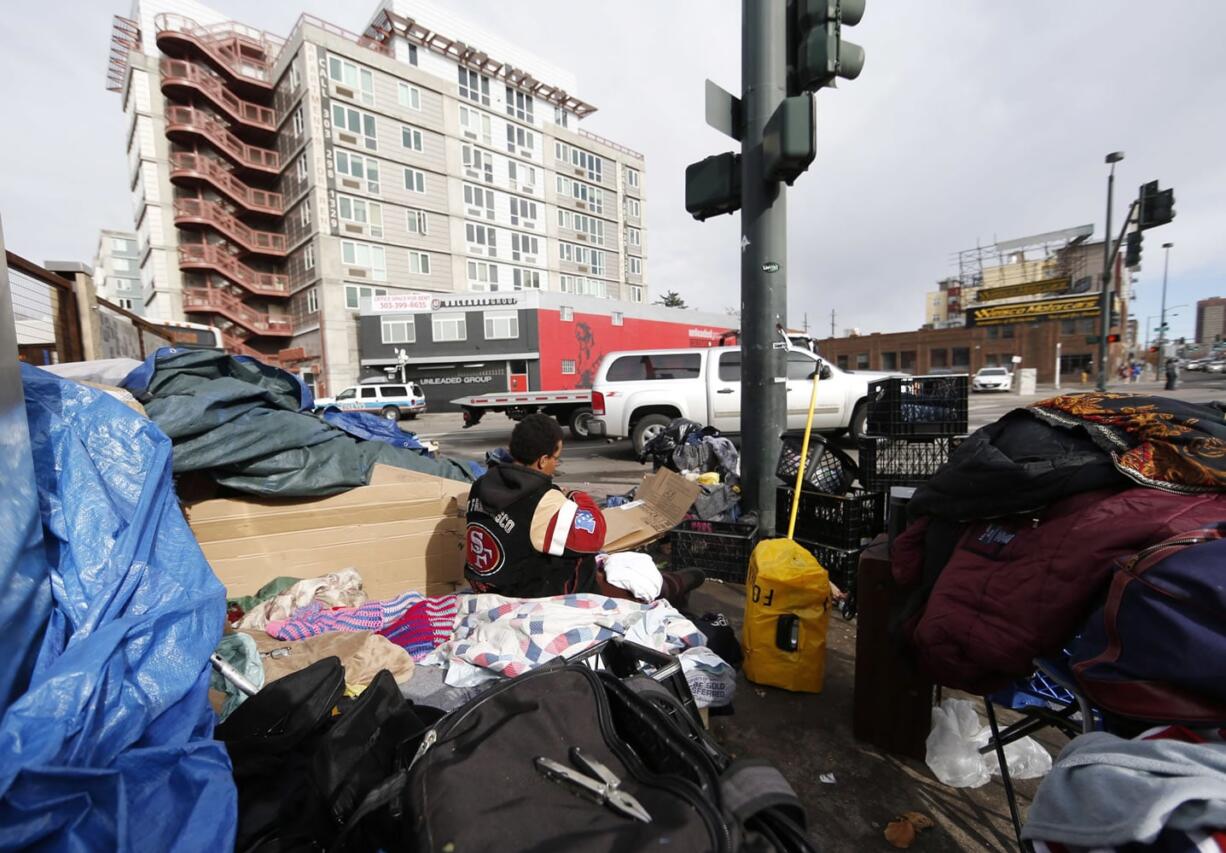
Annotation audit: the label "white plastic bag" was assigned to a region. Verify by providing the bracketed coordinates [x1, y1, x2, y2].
[925, 698, 1053, 788]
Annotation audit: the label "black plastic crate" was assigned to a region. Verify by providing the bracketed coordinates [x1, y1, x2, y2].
[671, 519, 758, 584]
[796, 539, 862, 619]
[775, 486, 885, 548]
[858, 436, 960, 492]
[775, 432, 857, 494]
[866, 375, 969, 437]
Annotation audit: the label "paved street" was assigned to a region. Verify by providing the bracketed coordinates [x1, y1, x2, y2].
[411, 375, 1226, 496]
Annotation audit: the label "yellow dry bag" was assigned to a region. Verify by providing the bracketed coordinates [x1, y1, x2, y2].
[742, 538, 831, 693]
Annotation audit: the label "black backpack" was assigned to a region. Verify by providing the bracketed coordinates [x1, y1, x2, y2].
[338, 658, 815, 852]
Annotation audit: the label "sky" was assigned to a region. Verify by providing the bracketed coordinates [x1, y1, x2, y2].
[2, 1, 1224, 343]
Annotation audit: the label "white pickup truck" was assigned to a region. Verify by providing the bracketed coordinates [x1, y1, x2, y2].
[587, 345, 895, 454]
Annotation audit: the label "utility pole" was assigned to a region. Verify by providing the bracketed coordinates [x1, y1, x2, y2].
[1097, 151, 1124, 391]
[830, 308, 836, 338]
[1157, 242, 1174, 360]
[739, 0, 789, 536]
[802, 312, 810, 335]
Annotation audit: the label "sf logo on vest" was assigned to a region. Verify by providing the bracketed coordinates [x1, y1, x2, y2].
[466, 524, 505, 575]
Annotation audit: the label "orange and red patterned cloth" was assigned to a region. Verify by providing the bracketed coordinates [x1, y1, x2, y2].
[1029, 393, 1226, 493]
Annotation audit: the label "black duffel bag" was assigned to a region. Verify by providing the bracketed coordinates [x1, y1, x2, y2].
[338, 661, 815, 852]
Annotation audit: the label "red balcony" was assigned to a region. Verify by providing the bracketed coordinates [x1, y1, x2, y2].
[155, 14, 281, 95]
[183, 286, 293, 337]
[170, 153, 282, 216]
[160, 59, 276, 134]
[175, 198, 287, 256]
[178, 244, 288, 297]
[165, 105, 279, 174]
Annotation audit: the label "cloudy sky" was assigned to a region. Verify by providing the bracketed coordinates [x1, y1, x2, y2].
[3, 1, 1223, 342]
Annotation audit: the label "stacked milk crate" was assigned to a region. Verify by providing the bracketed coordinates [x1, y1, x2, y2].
[774, 434, 886, 619]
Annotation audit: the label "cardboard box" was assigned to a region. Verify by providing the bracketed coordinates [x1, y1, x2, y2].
[601, 468, 701, 552]
[187, 465, 470, 601]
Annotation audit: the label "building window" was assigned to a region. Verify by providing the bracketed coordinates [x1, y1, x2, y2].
[335, 150, 379, 193]
[328, 54, 375, 105]
[509, 196, 537, 227]
[292, 105, 304, 137]
[561, 359, 576, 375]
[625, 197, 641, 219]
[381, 317, 415, 344]
[406, 208, 429, 235]
[299, 198, 311, 227]
[626, 167, 640, 189]
[1060, 319, 1076, 335]
[110, 236, 135, 253]
[554, 106, 569, 128]
[560, 305, 573, 321]
[466, 223, 498, 257]
[555, 176, 604, 213]
[511, 232, 538, 262]
[466, 260, 499, 290]
[612, 311, 624, 326]
[296, 152, 309, 181]
[484, 310, 519, 340]
[289, 61, 300, 90]
[901, 351, 917, 372]
[403, 167, 426, 193]
[1000, 325, 1015, 339]
[506, 123, 536, 155]
[433, 312, 467, 341]
[117, 297, 134, 310]
[628, 285, 644, 304]
[881, 352, 898, 371]
[459, 105, 491, 144]
[306, 287, 319, 314]
[462, 145, 494, 183]
[513, 268, 541, 290]
[406, 43, 418, 65]
[338, 195, 383, 237]
[507, 160, 537, 192]
[628, 256, 641, 276]
[559, 275, 607, 299]
[930, 348, 949, 369]
[1078, 317, 1097, 333]
[505, 86, 534, 122]
[112, 256, 137, 273]
[303, 243, 315, 270]
[558, 210, 605, 244]
[463, 184, 495, 219]
[856, 352, 870, 369]
[952, 347, 970, 368]
[627, 227, 641, 247]
[986, 326, 999, 340]
[331, 103, 377, 150]
[409, 250, 431, 275]
[397, 82, 421, 110]
[343, 283, 388, 310]
[340, 240, 387, 281]
[458, 67, 490, 106]
[557, 143, 603, 182]
[836, 355, 849, 370]
[401, 125, 424, 152]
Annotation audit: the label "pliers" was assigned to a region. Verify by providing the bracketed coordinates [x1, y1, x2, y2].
[535, 747, 652, 823]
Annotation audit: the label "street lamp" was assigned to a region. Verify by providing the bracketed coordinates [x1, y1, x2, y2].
[1157, 242, 1174, 359]
[1097, 151, 1125, 391]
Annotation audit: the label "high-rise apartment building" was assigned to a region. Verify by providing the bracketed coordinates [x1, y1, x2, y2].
[108, 0, 647, 394]
[1196, 297, 1226, 344]
[92, 229, 144, 313]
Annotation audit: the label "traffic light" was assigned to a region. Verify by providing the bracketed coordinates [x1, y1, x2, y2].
[1106, 334, 1121, 343]
[793, 0, 866, 93]
[764, 95, 817, 184]
[685, 152, 742, 221]
[1125, 231, 1143, 268]
[1138, 180, 1176, 230]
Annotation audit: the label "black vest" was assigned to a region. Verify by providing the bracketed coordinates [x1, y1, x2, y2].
[464, 463, 591, 597]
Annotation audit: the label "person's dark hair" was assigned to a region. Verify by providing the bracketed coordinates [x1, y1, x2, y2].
[509, 413, 564, 465]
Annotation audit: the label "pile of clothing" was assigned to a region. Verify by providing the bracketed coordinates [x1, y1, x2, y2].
[636, 418, 744, 522]
[894, 393, 1226, 695]
[121, 347, 477, 496]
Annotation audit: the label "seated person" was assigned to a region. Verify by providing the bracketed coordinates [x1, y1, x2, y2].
[464, 413, 701, 601]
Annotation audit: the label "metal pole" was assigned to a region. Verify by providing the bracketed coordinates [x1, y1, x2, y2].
[1055, 341, 1062, 391]
[1096, 162, 1117, 391]
[740, 0, 788, 537]
[1157, 243, 1172, 360]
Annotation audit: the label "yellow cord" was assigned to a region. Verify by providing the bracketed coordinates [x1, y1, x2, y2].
[786, 367, 821, 541]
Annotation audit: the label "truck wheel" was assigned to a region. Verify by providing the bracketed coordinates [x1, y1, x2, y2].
[632, 414, 672, 457]
[568, 407, 595, 440]
[381, 406, 401, 421]
[849, 401, 868, 443]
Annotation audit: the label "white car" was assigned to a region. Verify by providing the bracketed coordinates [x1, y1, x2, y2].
[971, 367, 1013, 393]
[314, 382, 427, 420]
[587, 345, 895, 454]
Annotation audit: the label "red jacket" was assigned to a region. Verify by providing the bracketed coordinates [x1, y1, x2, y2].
[893, 488, 1226, 693]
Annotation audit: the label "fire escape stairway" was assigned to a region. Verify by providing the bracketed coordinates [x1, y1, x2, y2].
[174, 198, 287, 256]
[154, 14, 278, 94]
[160, 59, 276, 134]
[182, 285, 292, 338]
[165, 106, 279, 174]
[170, 153, 282, 216]
[177, 244, 288, 297]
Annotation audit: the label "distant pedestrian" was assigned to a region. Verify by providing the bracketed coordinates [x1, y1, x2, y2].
[1131, 362, 1142, 383]
[1165, 358, 1179, 391]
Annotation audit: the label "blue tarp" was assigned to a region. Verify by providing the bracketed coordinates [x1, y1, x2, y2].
[0, 365, 235, 850]
[320, 405, 427, 453]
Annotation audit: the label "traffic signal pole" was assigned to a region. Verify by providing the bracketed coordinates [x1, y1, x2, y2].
[740, 0, 789, 537]
[1096, 159, 1118, 392]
